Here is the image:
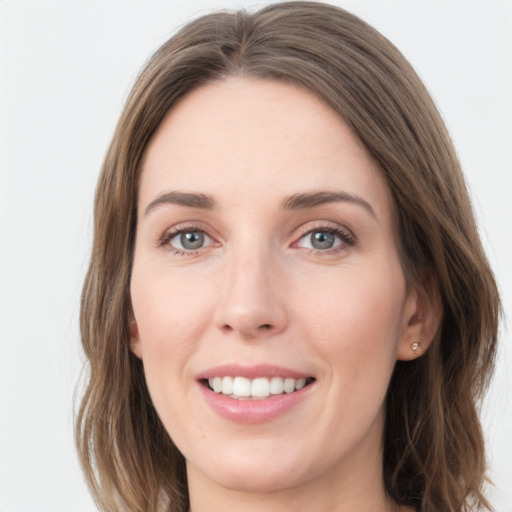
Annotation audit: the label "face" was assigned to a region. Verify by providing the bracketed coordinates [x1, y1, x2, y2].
[130, 78, 424, 498]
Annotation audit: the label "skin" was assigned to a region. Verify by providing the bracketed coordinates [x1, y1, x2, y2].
[130, 78, 438, 512]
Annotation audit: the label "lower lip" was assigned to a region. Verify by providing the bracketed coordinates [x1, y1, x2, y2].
[198, 382, 313, 424]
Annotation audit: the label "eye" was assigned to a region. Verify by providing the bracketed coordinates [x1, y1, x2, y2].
[164, 229, 214, 253]
[296, 226, 355, 252]
[305, 231, 337, 250]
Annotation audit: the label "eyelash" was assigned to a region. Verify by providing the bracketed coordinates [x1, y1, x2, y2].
[159, 223, 212, 257]
[159, 222, 356, 257]
[294, 223, 356, 256]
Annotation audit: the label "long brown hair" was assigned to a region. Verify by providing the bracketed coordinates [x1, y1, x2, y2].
[76, 2, 500, 511]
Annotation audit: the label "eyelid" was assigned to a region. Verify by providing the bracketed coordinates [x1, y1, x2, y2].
[157, 220, 355, 256]
[159, 222, 219, 253]
[295, 220, 355, 239]
[292, 221, 356, 252]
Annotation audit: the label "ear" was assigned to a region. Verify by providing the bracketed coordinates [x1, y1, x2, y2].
[129, 313, 143, 359]
[397, 276, 443, 361]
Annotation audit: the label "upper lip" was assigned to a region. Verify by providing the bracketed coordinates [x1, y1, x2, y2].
[196, 364, 312, 381]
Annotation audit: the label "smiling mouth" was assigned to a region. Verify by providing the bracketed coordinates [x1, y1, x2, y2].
[202, 376, 315, 400]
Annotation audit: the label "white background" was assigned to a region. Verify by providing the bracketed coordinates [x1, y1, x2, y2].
[0, 1, 510, 511]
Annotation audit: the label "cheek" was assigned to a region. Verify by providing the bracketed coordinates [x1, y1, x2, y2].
[302, 265, 406, 381]
[294, 268, 406, 455]
[130, 270, 210, 433]
[129, 269, 214, 424]
[131, 266, 213, 354]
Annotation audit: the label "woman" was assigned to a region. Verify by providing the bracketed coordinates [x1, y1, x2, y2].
[76, 2, 500, 511]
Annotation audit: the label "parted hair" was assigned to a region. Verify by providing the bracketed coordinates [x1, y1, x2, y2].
[76, 2, 500, 511]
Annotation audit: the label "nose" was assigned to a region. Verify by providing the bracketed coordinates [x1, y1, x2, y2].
[214, 248, 288, 340]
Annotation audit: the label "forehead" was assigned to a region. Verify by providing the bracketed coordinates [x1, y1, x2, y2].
[139, 77, 391, 217]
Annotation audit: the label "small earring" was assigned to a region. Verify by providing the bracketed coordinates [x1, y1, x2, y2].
[411, 342, 420, 353]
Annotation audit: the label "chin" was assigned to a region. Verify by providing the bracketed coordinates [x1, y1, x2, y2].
[184, 439, 316, 495]
[198, 462, 308, 494]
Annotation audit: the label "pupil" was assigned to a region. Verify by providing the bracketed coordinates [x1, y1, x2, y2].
[311, 231, 334, 249]
[180, 231, 204, 250]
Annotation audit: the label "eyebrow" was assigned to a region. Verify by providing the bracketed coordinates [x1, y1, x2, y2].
[281, 191, 376, 219]
[144, 189, 376, 219]
[144, 191, 216, 216]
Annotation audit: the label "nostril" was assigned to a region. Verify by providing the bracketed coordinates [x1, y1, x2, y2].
[260, 324, 272, 330]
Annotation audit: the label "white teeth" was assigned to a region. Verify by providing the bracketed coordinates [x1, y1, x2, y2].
[232, 376, 251, 397]
[222, 376, 233, 395]
[270, 376, 284, 395]
[251, 377, 270, 397]
[284, 378, 295, 393]
[295, 378, 306, 390]
[207, 376, 311, 398]
[213, 376, 222, 393]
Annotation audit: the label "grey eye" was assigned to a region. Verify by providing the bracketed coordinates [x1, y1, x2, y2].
[296, 227, 349, 252]
[310, 231, 335, 249]
[165, 228, 215, 253]
[179, 231, 205, 250]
